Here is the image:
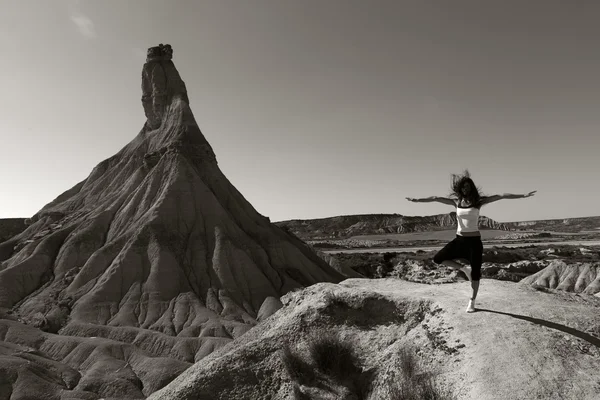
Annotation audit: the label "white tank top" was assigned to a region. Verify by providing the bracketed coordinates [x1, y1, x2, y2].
[456, 206, 480, 234]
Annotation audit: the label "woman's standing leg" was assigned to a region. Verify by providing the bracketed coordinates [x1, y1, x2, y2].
[466, 238, 483, 312]
[470, 281, 480, 301]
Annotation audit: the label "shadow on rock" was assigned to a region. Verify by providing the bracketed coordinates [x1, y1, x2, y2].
[477, 308, 600, 348]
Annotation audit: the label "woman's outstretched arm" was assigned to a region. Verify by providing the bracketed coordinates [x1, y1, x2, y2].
[406, 196, 456, 206]
[481, 191, 536, 205]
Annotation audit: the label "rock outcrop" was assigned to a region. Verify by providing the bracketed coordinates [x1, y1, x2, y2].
[149, 279, 600, 400]
[141, 44, 189, 130]
[277, 213, 509, 240]
[520, 260, 600, 296]
[0, 44, 344, 399]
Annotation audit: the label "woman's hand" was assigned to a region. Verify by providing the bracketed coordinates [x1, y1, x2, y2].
[524, 191, 537, 198]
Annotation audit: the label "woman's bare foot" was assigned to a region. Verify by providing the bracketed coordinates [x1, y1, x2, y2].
[466, 299, 475, 313]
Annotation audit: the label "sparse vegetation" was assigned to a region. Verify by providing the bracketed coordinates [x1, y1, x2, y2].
[386, 347, 458, 400]
[281, 346, 314, 383]
[282, 333, 458, 400]
[307, 333, 363, 379]
[282, 331, 373, 399]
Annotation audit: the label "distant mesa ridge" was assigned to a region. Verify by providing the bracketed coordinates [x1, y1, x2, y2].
[0, 43, 345, 398]
[276, 212, 509, 239]
[276, 214, 600, 239]
[503, 215, 600, 233]
[3, 213, 600, 243]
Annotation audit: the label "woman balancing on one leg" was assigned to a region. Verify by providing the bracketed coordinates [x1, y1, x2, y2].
[406, 170, 536, 313]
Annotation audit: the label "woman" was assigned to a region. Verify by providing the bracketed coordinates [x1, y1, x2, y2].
[406, 170, 536, 313]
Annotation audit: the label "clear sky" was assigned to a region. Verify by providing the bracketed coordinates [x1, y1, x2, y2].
[1, 0, 599, 223]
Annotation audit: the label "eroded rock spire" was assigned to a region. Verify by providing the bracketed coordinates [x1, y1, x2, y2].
[0, 43, 348, 399]
[141, 44, 189, 129]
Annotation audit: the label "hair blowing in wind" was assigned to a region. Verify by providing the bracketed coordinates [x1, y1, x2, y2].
[450, 170, 484, 208]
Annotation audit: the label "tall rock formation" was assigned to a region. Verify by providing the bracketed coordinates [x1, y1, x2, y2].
[0, 44, 345, 399]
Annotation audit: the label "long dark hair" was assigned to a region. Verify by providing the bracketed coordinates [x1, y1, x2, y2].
[450, 170, 484, 208]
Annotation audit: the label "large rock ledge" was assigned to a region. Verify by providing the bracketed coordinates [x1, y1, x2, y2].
[149, 279, 600, 400]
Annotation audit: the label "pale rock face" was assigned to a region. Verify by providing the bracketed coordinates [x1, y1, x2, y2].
[521, 260, 600, 295]
[0, 44, 343, 399]
[256, 296, 284, 322]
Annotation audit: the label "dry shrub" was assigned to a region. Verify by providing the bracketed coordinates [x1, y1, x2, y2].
[307, 333, 362, 379]
[282, 334, 458, 399]
[281, 346, 314, 385]
[282, 331, 373, 399]
[388, 347, 458, 400]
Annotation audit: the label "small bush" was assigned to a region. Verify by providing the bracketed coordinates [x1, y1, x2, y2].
[283, 336, 459, 400]
[307, 333, 362, 378]
[281, 346, 314, 384]
[389, 347, 458, 400]
[282, 332, 372, 399]
[397, 347, 418, 380]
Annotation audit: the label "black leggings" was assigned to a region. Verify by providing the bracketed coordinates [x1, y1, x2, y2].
[433, 235, 483, 281]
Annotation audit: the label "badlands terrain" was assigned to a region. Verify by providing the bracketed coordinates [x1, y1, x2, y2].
[0, 45, 599, 399]
[276, 214, 600, 251]
[276, 213, 600, 240]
